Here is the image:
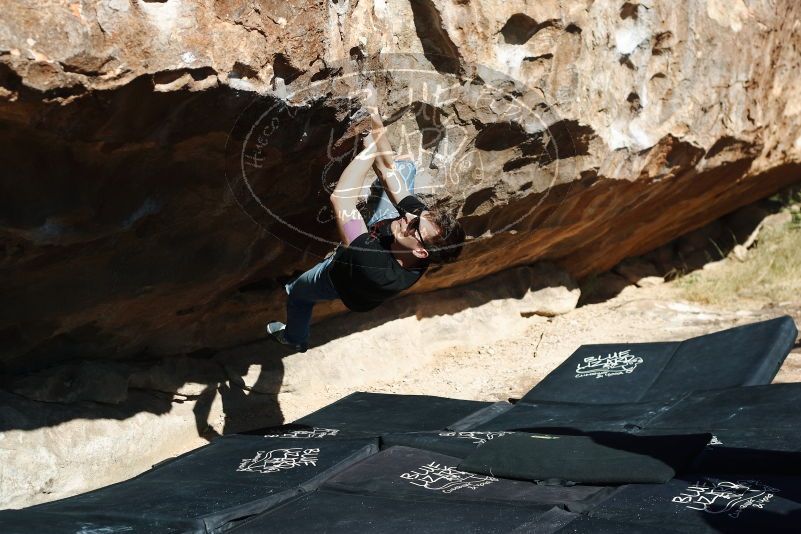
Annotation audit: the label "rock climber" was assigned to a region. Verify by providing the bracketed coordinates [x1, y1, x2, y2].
[266, 87, 466, 352]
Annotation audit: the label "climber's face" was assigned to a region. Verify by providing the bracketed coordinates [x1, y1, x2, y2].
[391, 211, 441, 260]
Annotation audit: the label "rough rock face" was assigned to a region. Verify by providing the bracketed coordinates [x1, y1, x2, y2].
[3, 1, 801, 507]
[2, 3, 800, 381]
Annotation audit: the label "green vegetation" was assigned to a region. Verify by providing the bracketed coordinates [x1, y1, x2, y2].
[678, 192, 801, 305]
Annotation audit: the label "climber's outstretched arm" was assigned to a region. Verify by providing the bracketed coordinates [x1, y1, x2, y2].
[369, 111, 396, 171]
[330, 139, 375, 245]
[364, 84, 411, 206]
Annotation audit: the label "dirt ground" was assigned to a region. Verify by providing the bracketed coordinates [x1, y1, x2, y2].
[355, 281, 801, 406]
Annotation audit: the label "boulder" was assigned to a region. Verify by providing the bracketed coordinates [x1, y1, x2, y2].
[517, 263, 580, 317]
[3, 0, 801, 508]
[1, 1, 801, 370]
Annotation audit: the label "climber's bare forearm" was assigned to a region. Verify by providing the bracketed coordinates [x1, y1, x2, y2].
[332, 140, 375, 199]
[366, 113, 410, 205]
[369, 160, 407, 207]
[369, 111, 396, 170]
[330, 142, 375, 244]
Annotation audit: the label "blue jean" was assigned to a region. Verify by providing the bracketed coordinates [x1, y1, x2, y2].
[283, 159, 417, 345]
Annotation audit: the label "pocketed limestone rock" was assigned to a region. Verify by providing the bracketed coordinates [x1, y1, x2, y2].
[2, 0, 801, 370]
[3, 0, 801, 514]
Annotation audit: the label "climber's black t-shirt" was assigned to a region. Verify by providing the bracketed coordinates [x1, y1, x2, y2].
[329, 195, 428, 312]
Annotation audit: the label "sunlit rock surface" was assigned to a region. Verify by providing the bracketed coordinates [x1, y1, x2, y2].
[2, 0, 800, 368]
[2, 0, 801, 507]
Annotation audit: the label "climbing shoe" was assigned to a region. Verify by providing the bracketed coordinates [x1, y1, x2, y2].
[266, 321, 308, 353]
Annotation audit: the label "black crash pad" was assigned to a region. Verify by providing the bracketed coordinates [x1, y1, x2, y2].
[0, 510, 197, 534]
[507, 507, 582, 534]
[321, 446, 609, 511]
[240, 423, 350, 439]
[645, 382, 801, 432]
[470, 398, 674, 433]
[227, 490, 556, 534]
[642, 383, 801, 475]
[291, 392, 506, 435]
[692, 438, 801, 476]
[506, 508, 683, 534]
[551, 515, 683, 533]
[0, 435, 377, 534]
[588, 473, 801, 533]
[695, 426, 801, 475]
[380, 430, 515, 458]
[522, 316, 797, 405]
[458, 431, 710, 485]
[639, 427, 801, 476]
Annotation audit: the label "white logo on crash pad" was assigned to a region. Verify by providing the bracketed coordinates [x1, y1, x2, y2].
[264, 427, 340, 439]
[438, 431, 512, 445]
[237, 448, 319, 474]
[575, 349, 643, 379]
[400, 462, 497, 493]
[672, 479, 778, 518]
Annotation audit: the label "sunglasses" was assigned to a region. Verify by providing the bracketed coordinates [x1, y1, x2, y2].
[407, 215, 426, 247]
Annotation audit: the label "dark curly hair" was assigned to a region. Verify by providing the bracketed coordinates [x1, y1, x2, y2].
[422, 208, 466, 264]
